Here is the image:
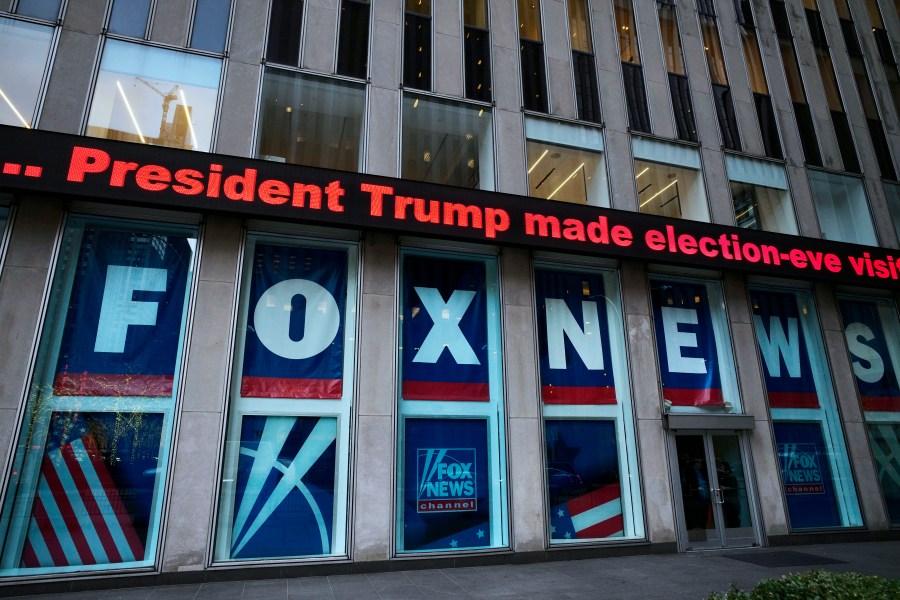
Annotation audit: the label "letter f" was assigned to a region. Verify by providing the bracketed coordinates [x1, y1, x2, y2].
[94, 266, 167, 353]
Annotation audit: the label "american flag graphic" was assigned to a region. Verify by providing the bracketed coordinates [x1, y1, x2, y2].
[19, 435, 145, 568]
[550, 483, 624, 540]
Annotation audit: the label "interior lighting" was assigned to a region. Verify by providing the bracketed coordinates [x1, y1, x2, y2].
[116, 80, 146, 144]
[179, 88, 199, 150]
[635, 166, 649, 179]
[548, 163, 585, 199]
[0, 87, 30, 128]
[639, 179, 678, 207]
[527, 149, 549, 174]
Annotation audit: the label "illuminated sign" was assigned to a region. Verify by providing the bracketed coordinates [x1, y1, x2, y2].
[2, 125, 898, 288]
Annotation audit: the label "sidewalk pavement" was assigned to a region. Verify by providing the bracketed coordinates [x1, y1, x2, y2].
[4, 541, 899, 600]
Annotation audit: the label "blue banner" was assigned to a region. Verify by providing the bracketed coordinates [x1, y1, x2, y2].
[53, 227, 192, 397]
[750, 290, 820, 409]
[650, 280, 723, 406]
[402, 418, 490, 551]
[241, 244, 347, 399]
[402, 257, 489, 401]
[545, 420, 623, 540]
[867, 424, 900, 526]
[839, 300, 900, 412]
[773, 421, 841, 529]
[231, 415, 337, 559]
[535, 270, 616, 405]
[20, 411, 163, 568]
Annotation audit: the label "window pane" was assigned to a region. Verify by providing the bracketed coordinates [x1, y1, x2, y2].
[215, 239, 357, 561]
[613, 0, 640, 64]
[0, 17, 53, 128]
[0, 217, 196, 575]
[517, 0, 542, 41]
[404, 12, 431, 90]
[808, 171, 876, 245]
[463, 0, 487, 28]
[464, 25, 491, 101]
[867, 424, 900, 525]
[535, 266, 644, 542]
[15, 0, 61, 20]
[779, 40, 806, 103]
[622, 63, 650, 132]
[700, 17, 727, 86]
[669, 73, 696, 142]
[526, 119, 608, 206]
[337, 0, 370, 79]
[573, 52, 600, 123]
[731, 181, 797, 234]
[886, 183, 900, 241]
[754, 94, 783, 160]
[108, 0, 152, 38]
[521, 39, 548, 113]
[741, 29, 768, 95]
[635, 160, 708, 222]
[191, 0, 232, 53]
[267, 0, 303, 65]
[397, 252, 507, 553]
[568, 0, 591, 54]
[402, 94, 495, 190]
[256, 70, 365, 170]
[650, 278, 740, 413]
[658, 4, 685, 75]
[750, 288, 863, 529]
[405, 0, 430, 16]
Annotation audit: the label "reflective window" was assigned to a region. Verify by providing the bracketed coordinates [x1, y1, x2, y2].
[396, 251, 507, 553]
[257, 70, 365, 170]
[215, 237, 358, 560]
[750, 287, 862, 529]
[838, 296, 900, 525]
[0, 217, 196, 575]
[650, 277, 741, 414]
[807, 171, 877, 245]
[337, 0, 370, 79]
[633, 138, 708, 221]
[191, 0, 232, 53]
[404, 0, 431, 90]
[658, 3, 696, 142]
[0, 17, 54, 129]
[402, 94, 494, 190]
[886, 183, 900, 241]
[267, 0, 304, 65]
[86, 40, 221, 151]
[14, 0, 62, 20]
[526, 117, 608, 206]
[108, 0, 152, 38]
[568, 0, 599, 123]
[614, 0, 650, 133]
[464, 0, 491, 102]
[535, 266, 644, 543]
[518, 0, 547, 113]
[726, 155, 797, 235]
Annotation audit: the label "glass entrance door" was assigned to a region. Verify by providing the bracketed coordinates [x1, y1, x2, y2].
[674, 433, 756, 550]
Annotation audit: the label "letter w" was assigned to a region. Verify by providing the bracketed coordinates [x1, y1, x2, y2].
[413, 287, 480, 364]
[754, 315, 801, 378]
[546, 299, 603, 370]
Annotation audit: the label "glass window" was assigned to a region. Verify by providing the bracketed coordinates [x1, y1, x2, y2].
[404, 0, 431, 90]
[726, 155, 797, 235]
[633, 138, 709, 221]
[518, 0, 548, 113]
[614, 0, 650, 133]
[337, 0, 370, 80]
[741, 29, 768, 95]
[700, 17, 727, 86]
[525, 117, 608, 206]
[614, 0, 640, 64]
[837, 296, 900, 517]
[267, 0, 304, 65]
[517, 0, 541, 41]
[807, 171, 877, 245]
[463, 0, 491, 102]
[568, 0, 599, 123]
[886, 183, 900, 241]
[568, 0, 591, 54]
[14, 0, 62, 20]
[0, 17, 54, 129]
[402, 94, 494, 190]
[535, 266, 644, 543]
[396, 251, 507, 553]
[0, 217, 196, 575]
[86, 40, 222, 151]
[658, 4, 685, 76]
[750, 287, 862, 529]
[650, 277, 741, 414]
[214, 237, 358, 560]
[256, 70, 366, 170]
[108, 0, 152, 38]
[191, 0, 232, 53]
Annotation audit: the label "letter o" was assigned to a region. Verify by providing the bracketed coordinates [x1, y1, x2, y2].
[253, 279, 340, 359]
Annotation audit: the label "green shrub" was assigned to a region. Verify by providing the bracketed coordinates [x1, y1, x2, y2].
[707, 569, 900, 600]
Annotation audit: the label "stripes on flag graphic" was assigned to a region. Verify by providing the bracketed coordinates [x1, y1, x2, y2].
[20, 436, 144, 568]
[550, 483, 624, 540]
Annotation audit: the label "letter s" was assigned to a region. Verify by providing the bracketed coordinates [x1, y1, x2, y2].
[844, 322, 885, 384]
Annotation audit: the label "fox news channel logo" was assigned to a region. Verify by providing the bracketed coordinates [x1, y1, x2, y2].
[779, 442, 825, 495]
[417, 448, 477, 513]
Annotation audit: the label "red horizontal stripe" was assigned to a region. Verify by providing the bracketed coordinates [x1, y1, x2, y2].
[402, 381, 490, 401]
[861, 395, 900, 412]
[568, 484, 621, 517]
[578, 514, 624, 539]
[663, 388, 724, 407]
[542, 386, 617, 405]
[53, 373, 173, 397]
[768, 391, 820, 409]
[241, 376, 342, 399]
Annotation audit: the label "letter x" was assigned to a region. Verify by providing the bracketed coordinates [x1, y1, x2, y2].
[412, 287, 480, 365]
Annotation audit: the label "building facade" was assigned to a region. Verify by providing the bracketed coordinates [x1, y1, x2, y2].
[0, 0, 899, 590]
